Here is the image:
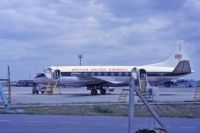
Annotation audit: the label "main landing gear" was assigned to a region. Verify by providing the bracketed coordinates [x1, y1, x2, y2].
[91, 89, 98, 95]
[89, 87, 107, 95]
[100, 88, 106, 95]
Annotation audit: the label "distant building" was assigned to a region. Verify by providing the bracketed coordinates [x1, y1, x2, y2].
[154, 79, 197, 88]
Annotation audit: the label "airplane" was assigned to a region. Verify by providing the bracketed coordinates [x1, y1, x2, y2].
[34, 45, 192, 95]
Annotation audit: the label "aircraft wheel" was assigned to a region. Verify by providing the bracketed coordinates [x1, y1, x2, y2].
[164, 82, 171, 87]
[91, 89, 98, 95]
[100, 89, 106, 95]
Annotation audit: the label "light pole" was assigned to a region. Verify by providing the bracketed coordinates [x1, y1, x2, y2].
[78, 54, 83, 66]
[128, 67, 138, 133]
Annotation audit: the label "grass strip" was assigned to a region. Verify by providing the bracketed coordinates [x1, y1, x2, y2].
[4, 104, 198, 118]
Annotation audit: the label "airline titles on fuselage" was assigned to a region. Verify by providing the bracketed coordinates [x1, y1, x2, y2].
[71, 68, 129, 72]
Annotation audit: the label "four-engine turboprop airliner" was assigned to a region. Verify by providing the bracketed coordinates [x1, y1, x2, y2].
[34, 46, 192, 95]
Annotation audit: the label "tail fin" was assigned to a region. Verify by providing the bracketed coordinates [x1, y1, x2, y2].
[149, 44, 190, 68]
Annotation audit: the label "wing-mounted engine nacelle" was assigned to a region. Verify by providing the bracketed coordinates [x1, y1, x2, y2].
[44, 68, 53, 79]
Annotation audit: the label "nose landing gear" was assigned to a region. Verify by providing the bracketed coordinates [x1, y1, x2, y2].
[88, 86, 107, 95]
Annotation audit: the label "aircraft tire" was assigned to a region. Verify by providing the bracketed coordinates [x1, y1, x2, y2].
[164, 82, 171, 87]
[91, 89, 98, 95]
[100, 89, 106, 95]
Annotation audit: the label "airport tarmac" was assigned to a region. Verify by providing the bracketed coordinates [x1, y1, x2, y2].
[8, 86, 196, 104]
[0, 114, 200, 133]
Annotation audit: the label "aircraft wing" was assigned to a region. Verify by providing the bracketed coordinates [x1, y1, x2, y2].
[71, 73, 127, 86]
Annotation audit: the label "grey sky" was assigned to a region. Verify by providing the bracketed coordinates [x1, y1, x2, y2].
[0, 0, 199, 80]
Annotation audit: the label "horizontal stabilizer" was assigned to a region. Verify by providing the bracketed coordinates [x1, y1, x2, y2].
[173, 60, 191, 74]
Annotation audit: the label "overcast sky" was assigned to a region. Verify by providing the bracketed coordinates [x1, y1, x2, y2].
[0, 0, 199, 80]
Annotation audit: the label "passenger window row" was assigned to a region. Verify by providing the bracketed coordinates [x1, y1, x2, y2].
[61, 72, 131, 77]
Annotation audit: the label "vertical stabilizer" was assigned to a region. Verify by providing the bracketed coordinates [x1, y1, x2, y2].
[149, 43, 190, 68]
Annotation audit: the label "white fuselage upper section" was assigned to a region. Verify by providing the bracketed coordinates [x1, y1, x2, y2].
[48, 65, 174, 73]
[40, 65, 177, 85]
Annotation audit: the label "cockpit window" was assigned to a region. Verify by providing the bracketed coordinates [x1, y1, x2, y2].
[35, 73, 46, 78]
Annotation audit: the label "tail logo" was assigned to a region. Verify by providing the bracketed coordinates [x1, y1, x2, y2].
[175, 53, 182, 60]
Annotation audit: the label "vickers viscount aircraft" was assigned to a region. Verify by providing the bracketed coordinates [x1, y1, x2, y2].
[34, 46, 192, 95]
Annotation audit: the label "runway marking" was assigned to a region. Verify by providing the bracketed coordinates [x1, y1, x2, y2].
[180, 126, 197, 129]
[26, 120, 49, 123]
[93, 122, 114, 125]
[0, 120, 11, 122]
[59, 121, 80, 124]
[59, 121, 126, 126]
